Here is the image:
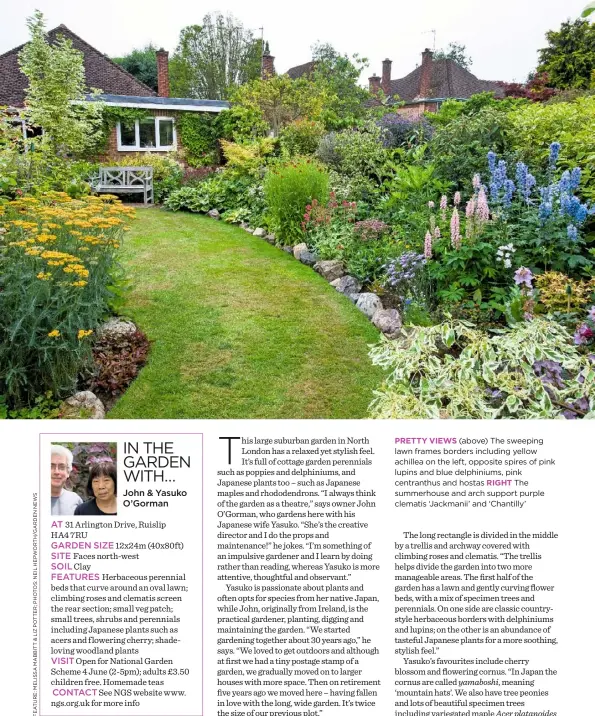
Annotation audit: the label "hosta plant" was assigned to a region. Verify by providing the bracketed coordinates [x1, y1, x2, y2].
[369, 317, 595, 419]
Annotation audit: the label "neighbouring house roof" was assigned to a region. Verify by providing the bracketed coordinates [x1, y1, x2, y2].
[85, 94, 230, 112]
[390, 59, 504, 103]
[286, 61, 316, 80]
[0, 24, 156, 107]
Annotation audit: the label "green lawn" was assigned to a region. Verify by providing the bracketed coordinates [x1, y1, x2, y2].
[108, 208, 385, 419]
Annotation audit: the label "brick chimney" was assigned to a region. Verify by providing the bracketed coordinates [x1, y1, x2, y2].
[419, 48, 433, 99]
[381, 58, 392, 95]
[262, 42, 276, 79]
[369, 75, 381, 95]
[156, 49, 170, 97]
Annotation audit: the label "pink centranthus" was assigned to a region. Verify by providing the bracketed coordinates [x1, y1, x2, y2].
[453, 191, 461, 206]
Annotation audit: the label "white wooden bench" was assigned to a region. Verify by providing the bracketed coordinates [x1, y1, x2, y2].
[91, 167, 154, 204]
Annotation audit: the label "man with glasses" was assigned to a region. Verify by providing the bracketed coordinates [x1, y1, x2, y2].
[51, 445, 82, 516]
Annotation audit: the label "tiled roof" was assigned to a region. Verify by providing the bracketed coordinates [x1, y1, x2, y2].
[286, 61, 316, 80]
[0, 25, 156, 107]
[389, 58, 504, 102]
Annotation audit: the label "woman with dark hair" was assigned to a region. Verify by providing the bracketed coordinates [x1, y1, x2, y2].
[74, 461, 117, 516]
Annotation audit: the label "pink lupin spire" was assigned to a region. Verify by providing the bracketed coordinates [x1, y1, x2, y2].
[424, 231, 433, 259]
[450, 208, 461, 249]
[476, 186, 490, 223]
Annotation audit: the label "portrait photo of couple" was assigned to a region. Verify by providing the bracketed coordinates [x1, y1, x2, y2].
[50, 442, 118, 516]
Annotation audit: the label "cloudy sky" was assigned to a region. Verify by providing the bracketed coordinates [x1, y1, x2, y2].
[0, 0, 585, 84]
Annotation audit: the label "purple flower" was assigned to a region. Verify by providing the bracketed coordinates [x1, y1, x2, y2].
[588, 306, 595, 322]
[574, 323, 594, 346]
[514, 267, 533, 288]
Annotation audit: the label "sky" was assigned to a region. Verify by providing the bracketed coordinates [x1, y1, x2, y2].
[0, 0, 585, 84]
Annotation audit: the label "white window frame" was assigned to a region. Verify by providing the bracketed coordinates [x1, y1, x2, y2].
[116, 116, 177, 151]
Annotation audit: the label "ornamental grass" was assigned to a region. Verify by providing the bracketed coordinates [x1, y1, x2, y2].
[0, 192, 134, 407]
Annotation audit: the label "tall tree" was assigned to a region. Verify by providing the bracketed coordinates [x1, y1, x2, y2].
[310, 43, 371, 129]
[170, 13, 262, 100]
[228, 75, 327, 137]
[112, 45, 158, 91]
[434, 42, 473, 70]
[537, 19, 595, 89]
[18, 11, 103, 155]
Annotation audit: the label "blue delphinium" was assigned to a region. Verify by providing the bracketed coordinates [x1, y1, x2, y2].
[503, 179, 515, 208]
[515, 162, 536, 204]
[487, 151, 497, 174]
[538, 186, 554, 222]
[567, 225, 578, 242]
[549, 142, 561, 169]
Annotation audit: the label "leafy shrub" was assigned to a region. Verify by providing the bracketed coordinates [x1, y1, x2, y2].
[508, 97, 595, 202]
[165, 171, 267, 227]
[429, 92, 527, 128]
[384, 155, 450, 209]
[176, 112, 225, 166]
[430, 107, 514, 190]
[316, 122, 387, 183]
[0, 192, 133, 407]
[0, 391, 61, 419]
[378, 113, 434, 149]
[264, 159, 329, 244]
[279, 120, 325, 157]
[102, 154, 183, 203]
[535, 272, 595, 313]
[220, 138, 276, 176]
[369, 317, 595, 419]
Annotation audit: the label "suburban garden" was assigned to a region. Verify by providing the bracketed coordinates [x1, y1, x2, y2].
[2, 11, 595, 419]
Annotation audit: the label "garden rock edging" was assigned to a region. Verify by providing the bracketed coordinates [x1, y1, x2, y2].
[60, 391, 105, 419]
[214, 215, 401, 340]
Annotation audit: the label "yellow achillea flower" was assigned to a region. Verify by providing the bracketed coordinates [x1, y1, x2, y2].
[25, 247, 42, 256]
[77, 329, 93, 340]
[71, 280, 88, 287]
[37, 272, 52, 280]
[48, 330, 60, 338]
